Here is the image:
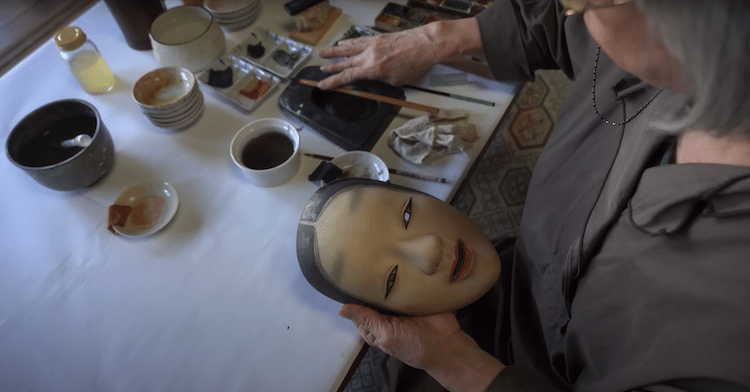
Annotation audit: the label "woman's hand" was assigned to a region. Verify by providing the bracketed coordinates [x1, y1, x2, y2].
[340, 304, 505, 392]
[317, 18, 483, 90]
[317, 28, 440, 89]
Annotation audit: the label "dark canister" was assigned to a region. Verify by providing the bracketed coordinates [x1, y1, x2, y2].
[104, 0, 166, 50]
[6, 99, 115, 191]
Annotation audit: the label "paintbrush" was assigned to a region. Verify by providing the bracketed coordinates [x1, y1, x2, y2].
[403, 84, 495, 107]
[297, 79, 441, 115]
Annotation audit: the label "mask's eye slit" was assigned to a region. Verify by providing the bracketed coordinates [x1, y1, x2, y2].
[385, 265, 398, 299]
[403, 198, 412, 229]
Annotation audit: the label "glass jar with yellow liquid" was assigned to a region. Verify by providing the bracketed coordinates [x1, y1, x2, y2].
[54, 26, 116, 94]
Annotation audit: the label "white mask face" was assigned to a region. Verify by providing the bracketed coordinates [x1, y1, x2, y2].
[311, 185, 501, 315]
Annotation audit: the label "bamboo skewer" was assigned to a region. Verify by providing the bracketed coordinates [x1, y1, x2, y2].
[297, 79, 441, 115]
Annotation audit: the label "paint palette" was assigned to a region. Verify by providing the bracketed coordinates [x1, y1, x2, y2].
[333, 25, 378, 46]
[196, 55, 280, 112]
[279, 66, 404, 151]
[231, 27, 312, 79]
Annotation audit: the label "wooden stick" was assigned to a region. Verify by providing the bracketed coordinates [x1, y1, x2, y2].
[298, 79, 440, 115]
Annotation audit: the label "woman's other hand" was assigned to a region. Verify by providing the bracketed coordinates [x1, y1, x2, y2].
[339, 303, 505, 392]
[317, 18, 483, 90]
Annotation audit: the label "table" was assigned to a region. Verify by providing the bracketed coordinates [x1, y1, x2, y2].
[0, 1, 517, 391]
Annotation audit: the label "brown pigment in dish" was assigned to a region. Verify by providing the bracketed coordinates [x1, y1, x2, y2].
[129, 195, 165, 230]
[239, 79, 272, 100]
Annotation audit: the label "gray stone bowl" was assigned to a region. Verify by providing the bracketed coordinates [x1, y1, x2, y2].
[5, 99, 114, 191]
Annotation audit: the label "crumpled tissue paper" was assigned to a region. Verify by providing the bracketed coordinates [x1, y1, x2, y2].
[388, 109, 478, 164]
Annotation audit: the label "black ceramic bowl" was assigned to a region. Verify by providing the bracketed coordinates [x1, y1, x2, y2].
[6, 99, 114, 191]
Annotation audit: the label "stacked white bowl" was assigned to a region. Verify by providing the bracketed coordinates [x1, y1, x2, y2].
[132, 67, 205, 130]
[205, 0, 261, 30]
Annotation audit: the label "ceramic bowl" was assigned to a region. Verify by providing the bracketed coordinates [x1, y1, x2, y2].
[138, 87, 201, 118]
[112, 181, 179, 237]
[5, 99, 114, 191]
[331, 151, 389, 182]
[230, 118, 301, 187]
[133, 66, 196, 110]
[150, 5, 226, 72]
[147, 92, 205, 129]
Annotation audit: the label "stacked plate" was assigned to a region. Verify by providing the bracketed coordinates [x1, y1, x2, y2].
[205, 0, 261, 30]
[132, 67, 205, 130]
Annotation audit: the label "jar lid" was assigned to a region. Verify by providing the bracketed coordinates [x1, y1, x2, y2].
[54, 26, 87, 51]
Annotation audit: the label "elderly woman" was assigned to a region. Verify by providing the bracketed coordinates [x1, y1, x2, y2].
[315, 0, 750, 391]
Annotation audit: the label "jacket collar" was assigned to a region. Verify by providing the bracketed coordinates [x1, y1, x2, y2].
[629, 163, 750, 235]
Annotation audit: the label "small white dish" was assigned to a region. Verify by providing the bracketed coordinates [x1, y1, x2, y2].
[331, 151, 389, 182]
[112, 181, 179, 237]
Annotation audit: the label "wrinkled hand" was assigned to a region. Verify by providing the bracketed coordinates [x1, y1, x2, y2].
[340, 304, 505, 391]
[339, 304, 461, 371]
[317, 27, 441, 90]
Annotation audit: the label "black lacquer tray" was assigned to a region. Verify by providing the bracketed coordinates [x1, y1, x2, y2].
[278, 66, 404, 151]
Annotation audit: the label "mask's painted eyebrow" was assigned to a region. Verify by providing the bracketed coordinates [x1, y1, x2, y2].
[402, 197, 412, 229]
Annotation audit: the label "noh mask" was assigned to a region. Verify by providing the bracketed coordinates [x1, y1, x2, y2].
[297, 179, 501, 316]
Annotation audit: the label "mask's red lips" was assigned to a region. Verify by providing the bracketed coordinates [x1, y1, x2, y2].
[450, 239, 473, 283]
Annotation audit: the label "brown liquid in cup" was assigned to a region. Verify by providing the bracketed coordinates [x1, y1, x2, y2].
[241, 132, 295, 170]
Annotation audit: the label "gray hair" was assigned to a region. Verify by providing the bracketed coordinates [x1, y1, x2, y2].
[636, 0, 750, 137]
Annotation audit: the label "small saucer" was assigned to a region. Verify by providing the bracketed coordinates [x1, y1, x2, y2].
[112, 181, 179, 237]
[331, 151, 389, 182]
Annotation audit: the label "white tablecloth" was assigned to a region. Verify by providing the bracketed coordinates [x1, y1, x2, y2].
[0, 1, 517, 390]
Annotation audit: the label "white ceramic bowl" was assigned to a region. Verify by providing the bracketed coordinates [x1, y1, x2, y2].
[331, 151, 389, 182]
[139, 88, 201, 119]
[147, 91, 205, 129]
[205, 0, 258, 14]
[133, 66, 196, 110]
[150, 6, 226, 73]
[230, 118, 301, 188]
[112, 181, 179, 237]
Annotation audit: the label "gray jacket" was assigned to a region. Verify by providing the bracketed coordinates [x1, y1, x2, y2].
[476, 1, 750, 391]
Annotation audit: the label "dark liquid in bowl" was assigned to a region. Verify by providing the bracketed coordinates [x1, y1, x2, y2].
[241, 132, 294, 170]
[15, 115, 96, 167]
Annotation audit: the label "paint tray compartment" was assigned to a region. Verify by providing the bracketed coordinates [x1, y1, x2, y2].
[232, 27, 312, 79]
[197, 55, 280, 112]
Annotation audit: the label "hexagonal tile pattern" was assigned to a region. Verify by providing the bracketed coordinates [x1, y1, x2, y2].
[509, 107, 554, 150]
[500, 167, 532, 206]
[516, 78, 549, 109]
[450, 69, 571, 242]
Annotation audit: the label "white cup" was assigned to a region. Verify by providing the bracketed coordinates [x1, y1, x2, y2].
[230, 118, 301, 187]
[149, 6, 226, 73]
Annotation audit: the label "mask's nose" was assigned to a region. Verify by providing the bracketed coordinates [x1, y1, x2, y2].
[397, 234, 443, 275]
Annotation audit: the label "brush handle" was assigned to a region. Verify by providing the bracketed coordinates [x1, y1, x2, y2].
[298, 79, 440, 115]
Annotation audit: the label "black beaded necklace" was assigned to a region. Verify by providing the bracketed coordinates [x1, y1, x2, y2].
[592, 47, 664, 126]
